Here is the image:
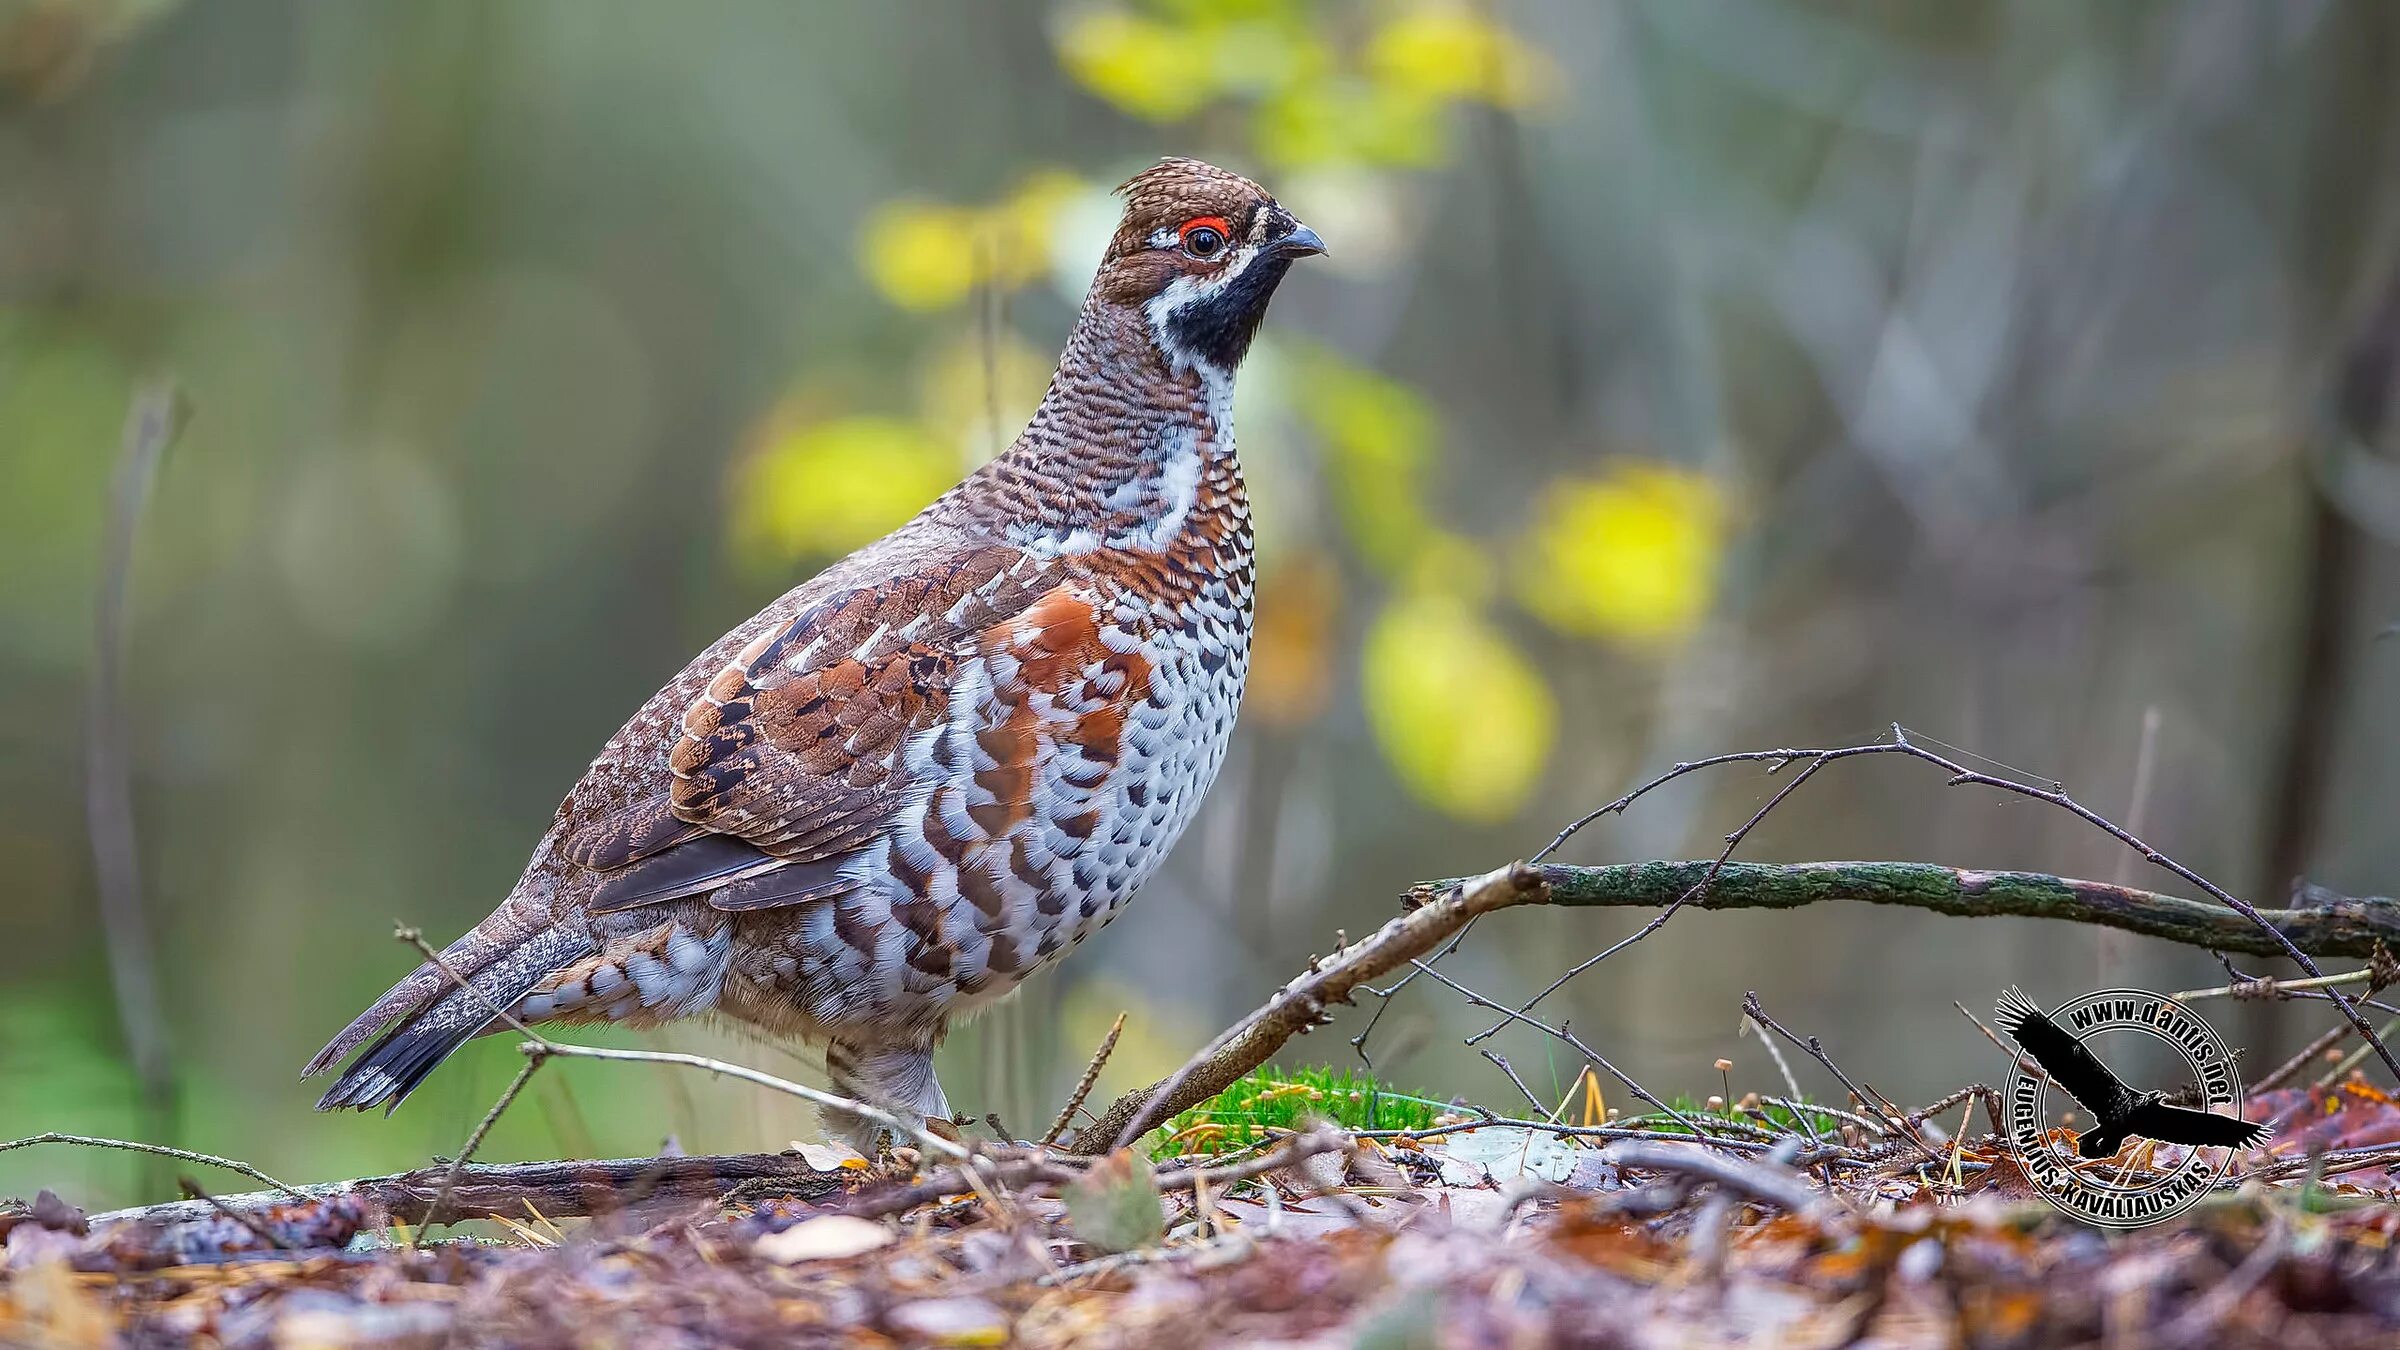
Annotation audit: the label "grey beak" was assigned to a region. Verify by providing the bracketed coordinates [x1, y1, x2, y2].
[1274, 222, 1328, 259]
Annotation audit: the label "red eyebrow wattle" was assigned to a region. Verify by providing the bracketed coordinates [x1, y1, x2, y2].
[1179, 215, 1231, 241]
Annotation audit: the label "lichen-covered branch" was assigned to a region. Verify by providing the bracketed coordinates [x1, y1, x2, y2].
[1414, 861, 2400, 959]
[89, 1153, 845, 1230]
[1075, 858, 2398, 1156]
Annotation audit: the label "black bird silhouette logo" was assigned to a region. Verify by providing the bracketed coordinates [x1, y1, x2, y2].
[1995, 988, 2272, 1160]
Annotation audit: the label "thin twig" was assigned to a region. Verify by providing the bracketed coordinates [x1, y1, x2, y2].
[177, 1176, 292, 1252]
[1515, 725, 2400, 1084]
[418, 1055, 546, 1240]
[1403, 958, 1713, 1140]
[87, 382, 190, 1164]
[1041, 1013, 1125, 1147]
[2174, 969, 2386, 1001]
[2254, 1020, 2355, 1096]
[1744, 993, 1937, 1162]
[1471, 752, 1840, 1044]
[524, 1041, 972, 1163]
[2313, 1016, 2400, 1093]
[1479, 1050, 1561, 1122]
[0, 1133, 300, 1199]
[1741, 1016, 1821, 1146]
[1469, 861, 2400, 958]
[2156, 1213, 2287, 1345]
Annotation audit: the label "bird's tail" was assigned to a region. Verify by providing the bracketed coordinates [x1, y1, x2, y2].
[304, 907, 597, 1112]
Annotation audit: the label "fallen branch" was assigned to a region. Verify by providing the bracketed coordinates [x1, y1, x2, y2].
[87, 1152, 846, 1231]
[1069, 864, 1547, 1154]
[1482, 726, 2400, 1085]
[1073, 851, 2400, 1155]
[1600, 1139, 1842, 1228]
[1408, 861, 2400, 959]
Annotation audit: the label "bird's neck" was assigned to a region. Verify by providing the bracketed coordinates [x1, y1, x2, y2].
[960, 299, 1247, 562]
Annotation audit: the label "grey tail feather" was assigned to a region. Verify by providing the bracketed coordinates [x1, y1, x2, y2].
[306, 923, 594, 1113]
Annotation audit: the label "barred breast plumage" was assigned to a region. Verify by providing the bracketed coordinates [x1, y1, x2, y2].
[305, 157, 1322, 1144]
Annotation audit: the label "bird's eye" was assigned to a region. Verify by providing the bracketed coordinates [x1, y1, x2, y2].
[1178, 217, 1230, 260]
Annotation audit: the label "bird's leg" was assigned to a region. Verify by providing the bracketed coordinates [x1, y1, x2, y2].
[822, 1037, 950, 1154]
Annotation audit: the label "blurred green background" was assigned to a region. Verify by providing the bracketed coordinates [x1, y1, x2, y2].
[8, 0, 2400, 1206]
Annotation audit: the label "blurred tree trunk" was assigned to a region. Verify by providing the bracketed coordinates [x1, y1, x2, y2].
[2257, 2, 2400, 1065]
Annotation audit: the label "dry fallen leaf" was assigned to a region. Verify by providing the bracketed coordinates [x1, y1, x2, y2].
[753, 1214, 895, 1264]
[1063, 1149, 1164, 1254]
[790, 1140, 870, 1171]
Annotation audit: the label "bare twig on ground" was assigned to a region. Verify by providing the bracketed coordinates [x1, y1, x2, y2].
[1743, 993, 1938, 1163]
[1741, 1018, 1822, 1146]
[2312, 1016, 2400, 1093]
[419, 1056, 545, 1237]
[2157, 1213, 2288, 1346]
[2254, 1020, 2355, 1095]
[177, 1177, 292, 1251]
[522, 1041, 975, 1164]
[0, 1133, 300, 1199]
[1479, 1050, 1562, 1122]
[1600, 1139, 1842, 1228]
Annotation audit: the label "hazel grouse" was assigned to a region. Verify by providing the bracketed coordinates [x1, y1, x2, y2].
[305, 158, 1323, 1144]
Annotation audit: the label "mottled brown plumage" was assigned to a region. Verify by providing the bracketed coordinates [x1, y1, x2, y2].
[304, 158, 1323, 1143]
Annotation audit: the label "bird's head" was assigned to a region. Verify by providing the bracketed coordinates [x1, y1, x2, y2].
[1091, 157, 1325, 380]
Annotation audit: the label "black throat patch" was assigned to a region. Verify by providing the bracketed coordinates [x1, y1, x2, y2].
[1163, 253, 1298, 372]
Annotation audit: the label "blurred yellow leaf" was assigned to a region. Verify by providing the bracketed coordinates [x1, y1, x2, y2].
[1210, 17, 1335, 99]
[982, 170, 1090, 289]
[1056, 10, 1221, 121]
[1248, 552, 1340, 727]
[1149, 0, 1301, 23]
[730, 412, 956, 567]
[1514, 462, 1727, 644]
[1255, 80, 1448, 170]
[1298, 352, 1438, 573]
[859, 200, 979, 311]
[860, 172, 1090, 313]
[1363, 592, 1554, 821]
[1367, 5, 1561, 112]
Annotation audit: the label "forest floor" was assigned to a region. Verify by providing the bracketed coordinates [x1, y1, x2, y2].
[8, 1070, 2400, 1349]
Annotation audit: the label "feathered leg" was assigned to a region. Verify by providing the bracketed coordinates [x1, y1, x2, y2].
[822, 1036, 950, 1151]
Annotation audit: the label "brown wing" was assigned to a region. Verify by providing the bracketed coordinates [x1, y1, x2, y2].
[579, 549, 1063, 913]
